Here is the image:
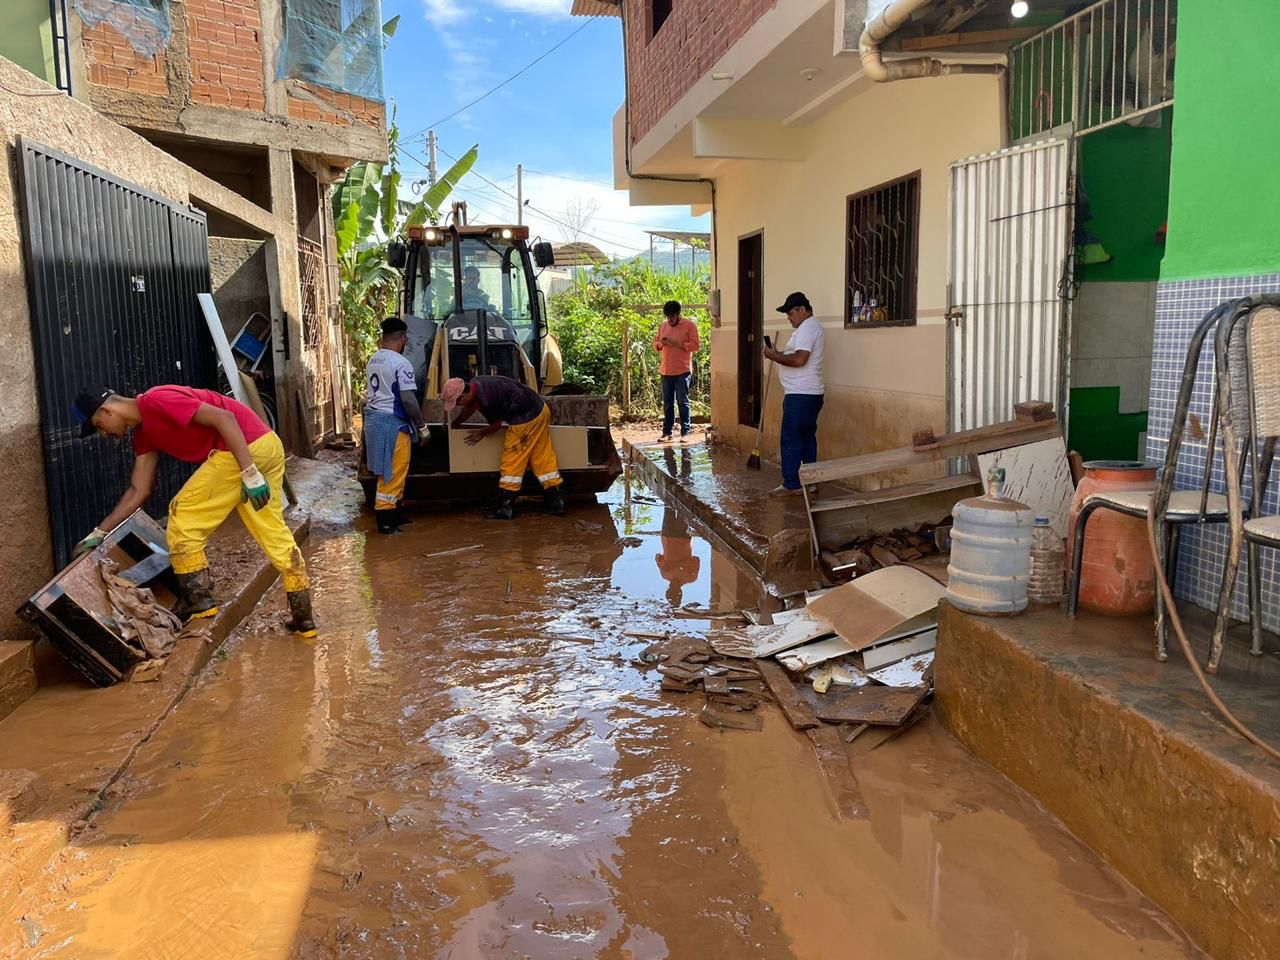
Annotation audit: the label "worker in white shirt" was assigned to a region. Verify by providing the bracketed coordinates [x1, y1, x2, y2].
[364, 318, 429, 534]
[762, 291, 825, 496]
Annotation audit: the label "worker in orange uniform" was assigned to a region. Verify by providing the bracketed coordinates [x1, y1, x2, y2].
[652, 299, 700, 443]
[71, 384, 316, 638]
[442, 374, 564, 520]
[364, 317, 430, 535]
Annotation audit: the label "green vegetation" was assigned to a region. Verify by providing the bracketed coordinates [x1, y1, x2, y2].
[549, 259, 712, 420]
[331, 122, 477, 396]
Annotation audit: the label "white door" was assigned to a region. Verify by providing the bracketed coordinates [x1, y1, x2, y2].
[947, 139, 1074, 432]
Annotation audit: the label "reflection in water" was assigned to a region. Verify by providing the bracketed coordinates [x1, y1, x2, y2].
[661, 444, 694, 481]
[655, 510, 700, 607]
[9, 480, 1210, 960]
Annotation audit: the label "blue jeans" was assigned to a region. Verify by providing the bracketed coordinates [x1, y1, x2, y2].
[662, 373, 691, 437]
[781, 393, 824, 488]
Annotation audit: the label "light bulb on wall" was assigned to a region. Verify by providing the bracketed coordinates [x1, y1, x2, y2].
[1010, 1, 1029, 17]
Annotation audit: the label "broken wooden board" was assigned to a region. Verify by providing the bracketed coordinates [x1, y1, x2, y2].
[707, 611, 833, 660]
[807, 724, 868, 820]
[975, 435, 1074, 539]
[795, 683, 928, 726]
[758, 660, 820, 730]
[808, 473, 981, 553]
[857, 627, 938, 672]
[867, 652, 935, 688]
[700, 703, 763, 732]
[792, 566, 946, 668]
[798, 417, 1061, 486]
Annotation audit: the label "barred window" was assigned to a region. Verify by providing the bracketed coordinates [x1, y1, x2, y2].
[845, 173, 920, 328]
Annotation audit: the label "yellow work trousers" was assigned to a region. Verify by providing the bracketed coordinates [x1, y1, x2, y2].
[167, 432, 309, 593]
[499, 405, 562, 492]
[374, 431, 412, 511]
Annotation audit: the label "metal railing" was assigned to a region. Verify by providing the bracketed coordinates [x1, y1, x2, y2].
[1009, 0, 1176, 141]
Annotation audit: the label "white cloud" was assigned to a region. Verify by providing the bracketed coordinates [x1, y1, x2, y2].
[450, 170, 709, 260]
[420, 0, 467, 26]
[490, 0, 572, 15]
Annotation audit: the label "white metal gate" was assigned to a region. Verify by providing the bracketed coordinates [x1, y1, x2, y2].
[947, 138, 1074, 432]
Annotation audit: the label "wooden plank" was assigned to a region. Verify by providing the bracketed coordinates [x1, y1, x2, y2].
[799, 418, 1060, 486]
[448, 425, 591, 472]
[812, 483, 978, 551]
[806, 566, 946, 649]
[758, 660, 820, 730]
[808, 473, 979, 514]
[976, 436, 1074, 539]
[796, 683, 927, 725]
[807, 724, 868, 820]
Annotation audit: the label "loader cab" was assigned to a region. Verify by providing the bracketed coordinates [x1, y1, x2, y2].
[401, 224, 548, 394]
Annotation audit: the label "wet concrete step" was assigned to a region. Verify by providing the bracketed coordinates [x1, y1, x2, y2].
[0, 642, 36, 724]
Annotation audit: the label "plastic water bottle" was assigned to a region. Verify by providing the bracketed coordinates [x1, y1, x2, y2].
[1028, 517, 1065, 605]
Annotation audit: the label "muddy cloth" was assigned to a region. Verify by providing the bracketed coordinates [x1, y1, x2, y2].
[364, 409, 411, 483]
[98, 559, 183, 660]
[472, 375, 544, 427]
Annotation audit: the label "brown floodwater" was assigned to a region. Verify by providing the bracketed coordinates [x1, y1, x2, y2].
[9, 475, 1209, 960]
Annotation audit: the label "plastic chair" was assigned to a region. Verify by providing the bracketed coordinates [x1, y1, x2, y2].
[1067, 298, 1242, 660]
[1208, 296, 1280, 671]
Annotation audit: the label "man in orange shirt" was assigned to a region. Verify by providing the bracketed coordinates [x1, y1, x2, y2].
[652, 300, 701, 443]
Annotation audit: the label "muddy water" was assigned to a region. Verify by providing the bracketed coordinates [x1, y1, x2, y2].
[13, 479, 1207, 960]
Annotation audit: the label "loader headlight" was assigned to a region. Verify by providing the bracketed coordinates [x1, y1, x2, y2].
[424, 228, 439, 242]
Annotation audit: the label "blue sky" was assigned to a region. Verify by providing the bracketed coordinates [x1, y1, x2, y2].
[381, 0, 708, 258]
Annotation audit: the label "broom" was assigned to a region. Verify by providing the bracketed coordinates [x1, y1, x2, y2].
[746, 342, 774, 470]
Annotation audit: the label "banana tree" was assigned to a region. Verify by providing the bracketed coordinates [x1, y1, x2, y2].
[332, 124, 477, 393]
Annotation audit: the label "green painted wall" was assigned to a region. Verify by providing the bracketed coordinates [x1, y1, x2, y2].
[1077, 122, 1171, 283]
[1162, 0, 1280, 280]
[1068, 386, 1148, 462]
[0, 0, 56, 87]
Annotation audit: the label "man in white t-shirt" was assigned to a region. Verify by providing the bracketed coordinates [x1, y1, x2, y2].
[364, 318, 429, 533]
[762, 291, 825, 496]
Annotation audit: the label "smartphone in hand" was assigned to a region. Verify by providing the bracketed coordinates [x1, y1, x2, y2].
[763, 335, 774, 350]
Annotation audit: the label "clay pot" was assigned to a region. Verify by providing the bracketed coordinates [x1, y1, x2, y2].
[1068, 460, 1157, 616]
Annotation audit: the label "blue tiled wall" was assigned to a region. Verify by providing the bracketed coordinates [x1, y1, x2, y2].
[1147, 273, 1280, 629]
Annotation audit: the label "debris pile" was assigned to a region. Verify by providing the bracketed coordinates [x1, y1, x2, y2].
[630, 632, 773, 732]
[820, 521, 949, 579]
[99, 558, 182, 680]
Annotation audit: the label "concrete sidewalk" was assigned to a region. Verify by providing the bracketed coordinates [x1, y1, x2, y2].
[623, 438, 823, 597]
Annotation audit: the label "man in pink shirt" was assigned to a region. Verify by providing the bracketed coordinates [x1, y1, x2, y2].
[652, 300, 701, 443]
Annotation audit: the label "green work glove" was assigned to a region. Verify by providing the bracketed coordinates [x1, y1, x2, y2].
[240, 464, 271, 511]
[73, 527, 106, 558]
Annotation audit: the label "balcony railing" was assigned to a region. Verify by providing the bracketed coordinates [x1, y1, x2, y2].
[1009, 0, 1176, 141]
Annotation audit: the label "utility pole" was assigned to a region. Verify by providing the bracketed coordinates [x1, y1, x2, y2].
[516, 163, 524, 225]
[426, 130, 438, 188]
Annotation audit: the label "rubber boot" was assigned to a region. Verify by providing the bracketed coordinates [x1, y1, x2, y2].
[286, 590, 318, 639]
[487, 491, 516, 521]
[376, 509, 401, 535]
[543, 486, 566, 516]
[173, 569, 218, 622]
[394, 504, 413, 526]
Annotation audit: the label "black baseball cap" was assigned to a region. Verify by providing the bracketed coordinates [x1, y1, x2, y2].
[381, 316, 408, 335]
[776, 292, 812, 313]
[72, 386, 114, 438]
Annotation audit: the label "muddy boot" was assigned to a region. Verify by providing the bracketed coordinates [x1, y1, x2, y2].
[173, 569, 218, 622]
[543, 486, 566, 516]
[286, 590, 318, 639]
[376, 509, 401, 535]
[487, 491, 517, 521]
[394, 504, 413, 526]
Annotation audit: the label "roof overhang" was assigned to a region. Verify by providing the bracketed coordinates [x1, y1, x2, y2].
[571, 0, 620, 16]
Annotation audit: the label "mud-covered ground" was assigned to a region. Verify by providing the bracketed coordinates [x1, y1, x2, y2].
[9, 474, 1208, 960]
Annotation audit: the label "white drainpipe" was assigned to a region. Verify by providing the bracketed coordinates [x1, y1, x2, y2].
[859, 0, 1006, 82]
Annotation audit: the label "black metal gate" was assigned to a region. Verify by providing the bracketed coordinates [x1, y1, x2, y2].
[17, 138, 219, 568]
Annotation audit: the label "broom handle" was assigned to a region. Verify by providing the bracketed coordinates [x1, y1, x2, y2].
[754, 356, 774, 447]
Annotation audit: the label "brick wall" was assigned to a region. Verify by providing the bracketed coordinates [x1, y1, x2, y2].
[83, 21, 168, 96]
[288, 88, 386, 130]
[624, 0, 775, 141]
[186, 0, 265, 111]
